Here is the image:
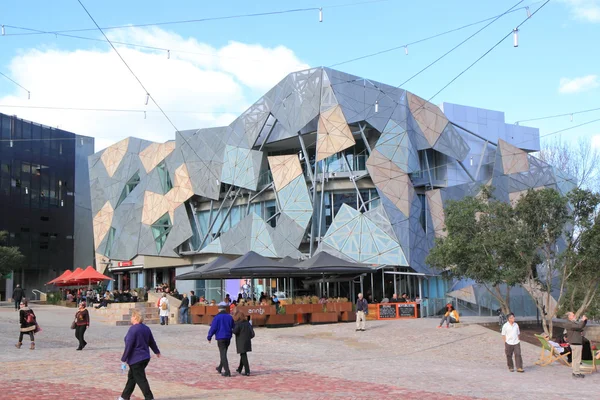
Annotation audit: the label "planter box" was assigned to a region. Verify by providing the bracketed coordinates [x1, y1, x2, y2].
[201, 315, 214, 325]
[327, 302, 353, 313]
[310, 312, 339, 325]
[285, 304, 324, 314]
[266, 314, 295, 328]
[190, 305, 206, 316]
[237, 305, 275, 317]
[206, 306, 219, 316]
[295, 313, 309, 324]
[250, 315, 268, 327]
[191, 314, 203, 324]
[340, 311, 356, 322]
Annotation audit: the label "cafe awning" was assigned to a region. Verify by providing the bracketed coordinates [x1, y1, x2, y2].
[294, 251, 374, 274]
[175, 255, 235, 280]
[203, 251, 301, 278]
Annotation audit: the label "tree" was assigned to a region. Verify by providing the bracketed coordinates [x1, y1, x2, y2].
[0, 231, 25, 278]
[426, 187, 531, 315]
[538, 137, 600, 191]
[557, 189, 600, 319]
[515, 188, 600, 335]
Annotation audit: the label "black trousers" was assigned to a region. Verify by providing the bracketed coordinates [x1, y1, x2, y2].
[14, 299, 22, 310]
[18, 331, 34, 342]
[237, 352, 250, 373]
[121, 359, 154, 400]
[75, 325, 87, 349]
[216, 339, 231, 374]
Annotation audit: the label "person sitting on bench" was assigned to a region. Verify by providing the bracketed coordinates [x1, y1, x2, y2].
[438, 304, 460, 328]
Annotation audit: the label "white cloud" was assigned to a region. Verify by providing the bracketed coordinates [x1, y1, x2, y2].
[0, 27, 309, 151]
[558, 75, 599, 94]
[561, 0, 600, 22]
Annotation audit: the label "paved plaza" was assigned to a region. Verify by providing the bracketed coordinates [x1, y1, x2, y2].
[0, 304, 597, 400]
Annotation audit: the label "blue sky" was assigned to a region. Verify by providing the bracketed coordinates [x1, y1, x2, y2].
[1, 0, 599, 150]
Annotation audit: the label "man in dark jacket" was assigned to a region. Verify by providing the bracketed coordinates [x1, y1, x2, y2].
[12, 284, 24, 311]
[566, 311, 588, 379]
[189, 290, 199, 306]
[179, 293, 190, 324]
[207, 302, 235, 377]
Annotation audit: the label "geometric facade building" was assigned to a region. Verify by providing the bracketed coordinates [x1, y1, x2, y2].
[89, 67, 574, 301]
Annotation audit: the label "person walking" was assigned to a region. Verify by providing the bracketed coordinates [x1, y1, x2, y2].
[159, 293, 169, 325]
[12, 284, 24, 311]
[118, 310, 161, 400]
[501, 312, 523, 373]
[74, 301, 90, 350]
[566, 311, 588, 379]
[179, 293, 189, 324]
[356, 293, 368, 332]
[16, 299, 36, 350]
[207, 302, 235, 377]
[232, 310, 254, 376]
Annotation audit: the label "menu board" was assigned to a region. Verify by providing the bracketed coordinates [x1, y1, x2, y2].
[398, 303, 418, 318]
[377, 303, 398, 320]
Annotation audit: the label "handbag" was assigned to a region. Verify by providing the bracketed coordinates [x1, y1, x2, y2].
[71, 319, 77, 330]
[34, 323, 42, 333]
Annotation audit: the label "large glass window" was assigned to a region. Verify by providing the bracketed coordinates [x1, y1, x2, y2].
[116, 171, 140, 207]
[418, 194, 427, 232]
[264, 200, 277, 227]
[152, 213, 172, 253]
[105, 227, 116, 258]
[157, 162, 173, 194]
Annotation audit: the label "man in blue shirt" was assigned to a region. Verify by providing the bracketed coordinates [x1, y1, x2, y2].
[208, 302, 235, 377]
[118, 309, 161, 400]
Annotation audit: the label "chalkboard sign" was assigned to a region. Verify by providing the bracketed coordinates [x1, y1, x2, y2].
[398, 303, 418, 319]
[377, 304, 398, 320]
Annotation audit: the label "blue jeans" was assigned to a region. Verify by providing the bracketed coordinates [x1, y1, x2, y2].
[179, 307, 188, 324]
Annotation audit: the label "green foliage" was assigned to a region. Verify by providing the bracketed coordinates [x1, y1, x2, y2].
[46, 291, 63, 305]
[0, 231, 25, 277]
[426, 187, 530, 313]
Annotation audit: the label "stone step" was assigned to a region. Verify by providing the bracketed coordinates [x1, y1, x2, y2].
[116, 318, 160, 326]
[121, 312, 161, 321]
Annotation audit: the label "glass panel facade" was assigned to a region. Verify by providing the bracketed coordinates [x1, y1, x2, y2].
[116, 171, 140, 207]
[105, 227, 116, 258]
[151, 213, 172, 253]
[157, 162, 173, 194]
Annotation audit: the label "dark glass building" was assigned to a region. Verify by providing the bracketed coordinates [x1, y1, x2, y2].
[0, 112, 94, 301]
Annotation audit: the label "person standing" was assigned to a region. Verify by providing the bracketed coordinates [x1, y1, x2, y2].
[159, 293, 169, 325]
[179, 293, 189, 324]
[74, 301, 90, 350]
[189, 290, 198, 306]
[501, 313, 523, 373]
[566, 311, 588, 379]
[232, 310, 254, 376]
[356, 293, 368, 332]
[118, 310, 161, 400]
[207, 302, 235, 377]
[12, 284, 24, 311]
[16, 299, 36, 350]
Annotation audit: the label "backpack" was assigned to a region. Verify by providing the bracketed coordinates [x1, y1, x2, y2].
[161, 301, 168, 310]
[26, 311, 35, 324]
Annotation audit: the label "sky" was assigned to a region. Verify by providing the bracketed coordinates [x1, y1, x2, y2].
[0, 0, 599, 151]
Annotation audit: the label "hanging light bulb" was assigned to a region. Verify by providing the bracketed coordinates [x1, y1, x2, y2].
[27, 91, 30, 100]
[375, 100, 379, 113]
[60, 199, 64, 207]
[470, 156, 474, 166]
[319, 8, 323, 22]
[25, 187, 28, 194]
[526, 6, 531, 18]
[145, 93, 150, 105]
[167, 50, 170, 59]
[1, 25, 5, 36]
[513, 28, 519, 47]
[404, 46, 408, 55]
[9, 140, 13, 147]
[570, 114, 573, 122]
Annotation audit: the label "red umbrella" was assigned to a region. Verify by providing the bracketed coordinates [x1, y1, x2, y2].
[58, 267, 84, 286]
[47, 270, 73, 285]
[76, 266, 113, 282]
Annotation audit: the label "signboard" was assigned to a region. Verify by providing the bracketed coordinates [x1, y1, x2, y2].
[398, 302, 418, 319]
[117, 261, 133, 267]
[377, 303, 398, 320]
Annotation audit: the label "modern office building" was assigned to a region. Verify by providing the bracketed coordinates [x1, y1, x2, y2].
[88, 67, 574, 307]
[0, 113, 94, 300]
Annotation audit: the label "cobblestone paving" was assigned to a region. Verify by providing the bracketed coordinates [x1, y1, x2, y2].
[0, 305, 598, 399]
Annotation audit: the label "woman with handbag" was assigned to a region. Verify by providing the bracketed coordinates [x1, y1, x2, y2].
[16, 299, 36, 350]
[232, 310, 254, 376]
[73, 301, 90, 350]
[159, 293, 169, 325]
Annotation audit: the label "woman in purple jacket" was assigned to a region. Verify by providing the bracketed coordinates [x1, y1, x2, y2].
[118, 310, 161, 400]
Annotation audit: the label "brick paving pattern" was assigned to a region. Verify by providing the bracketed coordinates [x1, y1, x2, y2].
[0, 304, 598, 399]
